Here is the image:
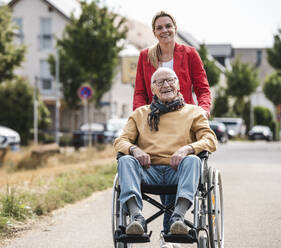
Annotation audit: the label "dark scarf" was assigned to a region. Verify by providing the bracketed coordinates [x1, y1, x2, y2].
[147, 93, 185, 131]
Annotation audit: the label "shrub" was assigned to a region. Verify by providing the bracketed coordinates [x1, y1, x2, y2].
[0, 187, 32, 221]
[254, 106, 274, 126]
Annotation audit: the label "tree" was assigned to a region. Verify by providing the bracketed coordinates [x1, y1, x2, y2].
[211, 89, 229, 117]
[225, 58, 259, 120]
[263, 72, 281, 140]
[198, 44, 221, 87]
[267, 29, 281, 70]
[48, 1, 128, 109]
[0, 4, 25, 83]
[0, 79, 51, 144]
[226, 59, 259, 99]
[263, 72, 281, 106]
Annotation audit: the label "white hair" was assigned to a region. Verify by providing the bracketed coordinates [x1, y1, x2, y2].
[151, 67, 178, 85]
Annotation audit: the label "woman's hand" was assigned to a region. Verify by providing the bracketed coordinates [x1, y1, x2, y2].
[170, 145, 194, 170]
[131, 147, 151, 169]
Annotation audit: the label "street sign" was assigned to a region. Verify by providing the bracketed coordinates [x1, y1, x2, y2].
[78, 85, 93, 100]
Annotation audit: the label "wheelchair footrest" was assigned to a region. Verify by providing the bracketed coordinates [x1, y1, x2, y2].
[163, 230, 197, 244]
[115, 231, 151, 243]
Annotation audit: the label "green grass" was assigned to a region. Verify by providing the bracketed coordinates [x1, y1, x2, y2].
[0, 163, 117, 237]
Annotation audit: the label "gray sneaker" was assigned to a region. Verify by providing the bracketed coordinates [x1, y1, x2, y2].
[169, 214, 188, 235]
[125, 214, 147, 235]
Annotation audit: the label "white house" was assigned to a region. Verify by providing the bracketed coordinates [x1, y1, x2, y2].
[5, 0, 81, 133]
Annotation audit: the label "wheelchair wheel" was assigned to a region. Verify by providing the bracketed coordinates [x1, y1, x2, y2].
[112, 174, 132, 248]
[207, 167, 224, 248]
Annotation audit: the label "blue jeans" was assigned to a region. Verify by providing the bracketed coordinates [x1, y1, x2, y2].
[117, 155, 200, 232]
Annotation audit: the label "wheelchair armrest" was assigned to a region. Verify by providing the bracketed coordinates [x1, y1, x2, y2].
[197, 150, 209, 159]
[116, 152, 125, 160]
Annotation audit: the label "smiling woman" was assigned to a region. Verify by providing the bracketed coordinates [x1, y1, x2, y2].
[133, 11, 211, 119]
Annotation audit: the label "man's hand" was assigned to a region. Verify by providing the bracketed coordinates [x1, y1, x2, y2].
[170, 145, 194, 170]
[131, 147, 151, 169]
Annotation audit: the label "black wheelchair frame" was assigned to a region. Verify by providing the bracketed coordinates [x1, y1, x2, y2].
[112, 151, 224, 248]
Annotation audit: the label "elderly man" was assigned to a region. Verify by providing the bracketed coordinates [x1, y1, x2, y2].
[114, 67, 217, 238]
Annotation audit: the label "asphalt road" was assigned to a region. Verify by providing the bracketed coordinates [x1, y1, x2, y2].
[1, 141, 281, 248]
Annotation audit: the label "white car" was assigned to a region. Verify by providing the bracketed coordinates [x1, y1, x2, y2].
[0, 126, 21, 150]
[213, 117, 246, 139]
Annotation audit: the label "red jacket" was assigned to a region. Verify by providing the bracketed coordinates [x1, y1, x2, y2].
[133, 43, 211, 112]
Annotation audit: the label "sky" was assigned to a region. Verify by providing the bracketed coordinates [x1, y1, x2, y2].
[103, 0, 281, 48]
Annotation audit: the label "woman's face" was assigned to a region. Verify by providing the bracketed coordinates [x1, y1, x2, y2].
[151, 71, 179, 103]
[153, 16, 176, 44]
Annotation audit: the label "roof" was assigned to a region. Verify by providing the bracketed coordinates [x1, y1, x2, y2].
[206, 44, 233, 57]
[4, 0, 81, 19]
[177, 30, 200, 49]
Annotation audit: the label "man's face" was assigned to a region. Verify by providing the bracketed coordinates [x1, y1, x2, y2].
[151, 71, 179, 102]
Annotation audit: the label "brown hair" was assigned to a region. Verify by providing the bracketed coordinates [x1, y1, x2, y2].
[148, 11, 177, 69]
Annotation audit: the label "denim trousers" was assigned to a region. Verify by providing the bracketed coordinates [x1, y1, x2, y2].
[117, 155, 201, 232]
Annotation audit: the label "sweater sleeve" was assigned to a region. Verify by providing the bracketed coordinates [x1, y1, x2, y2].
[190, 48, 212, 113]
[113, 115, 139, 154]
[133, 51, 149, 110]
[189, 109, 217, 154]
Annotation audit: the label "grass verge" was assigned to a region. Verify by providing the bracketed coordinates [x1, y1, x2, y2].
[0, 148, 117, 238]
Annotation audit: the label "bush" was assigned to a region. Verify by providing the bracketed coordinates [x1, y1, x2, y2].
[0, 187, 32, 221]
[254, 106, 274, 126]
[59, 135, 72, 147]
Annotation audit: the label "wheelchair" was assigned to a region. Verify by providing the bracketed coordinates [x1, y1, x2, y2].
[112, 151, 224, 248]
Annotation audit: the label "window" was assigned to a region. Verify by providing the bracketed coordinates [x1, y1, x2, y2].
[40, 60, 52, 90]
[13, 18, 24, 44]
[255, 50, 262, 67]
[39, 18, 52, 50]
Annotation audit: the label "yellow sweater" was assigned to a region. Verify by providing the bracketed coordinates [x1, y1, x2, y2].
[113, 104, 217, 165]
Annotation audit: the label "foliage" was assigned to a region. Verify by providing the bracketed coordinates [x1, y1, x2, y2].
[263, 71, 281, 106]
[48, 1, 128, 109]
[211, 89, 229, 117]
[0, 5, 25, 83]
[241, 100, 251, 132]
[0, 187, 32, 221]
[267, 29, 281, 70]
[225, 58, 259, 98]
[0, 162, 117, 234]
[0, 79, 51, 144]
[254, 106, 274, 126]
[198, 44, 221, 87]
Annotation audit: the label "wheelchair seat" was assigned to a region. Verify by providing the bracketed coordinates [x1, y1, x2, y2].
[141, 184, 177, 195]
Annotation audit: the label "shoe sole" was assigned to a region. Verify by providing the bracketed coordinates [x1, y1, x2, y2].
[126, 221, 144, 235]
[170, 221, 188, 235]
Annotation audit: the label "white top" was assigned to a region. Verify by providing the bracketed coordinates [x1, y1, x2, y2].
[161, 58, 174, 70]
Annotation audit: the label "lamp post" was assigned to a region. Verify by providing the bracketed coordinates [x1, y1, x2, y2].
[55, 49, 60, 145]
[34, 76, 38, 145]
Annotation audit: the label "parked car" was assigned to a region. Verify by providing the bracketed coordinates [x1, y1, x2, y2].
[104, 118, 128, 143]
[72, 123, 105, 149]
[248, 125, 273, 141]
[0, 125, 21, 151]
[209, 121, 228, 143]
[213, 117, 245, 139]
